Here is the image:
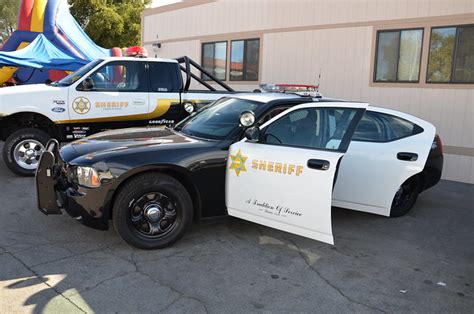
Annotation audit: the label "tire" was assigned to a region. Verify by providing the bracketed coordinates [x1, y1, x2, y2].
[112, 173, 193, 249]
[390, 177, 420, 217]
[2, 128, 51, 176]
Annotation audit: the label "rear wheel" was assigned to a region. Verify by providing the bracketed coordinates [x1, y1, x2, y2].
[390, 177, 420, 217]
[112, 173, 193, 249]
[3, 128, 51, 176]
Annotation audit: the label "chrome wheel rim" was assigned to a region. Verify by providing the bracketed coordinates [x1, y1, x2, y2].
[130, 192, 178, 238]
[13, 140, 45, 170]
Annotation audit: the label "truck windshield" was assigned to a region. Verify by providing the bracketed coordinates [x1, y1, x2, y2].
[55, 59, 103, 86]
[175, 98, 260, 140]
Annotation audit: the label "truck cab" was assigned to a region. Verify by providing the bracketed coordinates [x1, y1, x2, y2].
[0, 56, 234, 175]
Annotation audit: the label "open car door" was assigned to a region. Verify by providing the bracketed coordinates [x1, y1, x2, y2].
[226, 102, 368, 245]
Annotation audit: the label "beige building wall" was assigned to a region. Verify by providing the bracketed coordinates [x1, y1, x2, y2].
[142, 0, 474, 184]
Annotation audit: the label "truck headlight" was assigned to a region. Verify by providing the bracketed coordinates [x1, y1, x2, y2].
[75, 166, 101, 188]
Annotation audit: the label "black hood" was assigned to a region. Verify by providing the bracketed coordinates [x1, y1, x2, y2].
[60, 127, 212, 164]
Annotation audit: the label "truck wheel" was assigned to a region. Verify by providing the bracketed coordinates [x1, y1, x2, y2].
[390, 177, 420, 217]
[3, 128, 51, 176]
[113, 173, 193, 249]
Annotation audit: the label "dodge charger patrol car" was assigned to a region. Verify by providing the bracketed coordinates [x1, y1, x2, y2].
[0, 56, 233, 176]
[36, 93, 443, 249]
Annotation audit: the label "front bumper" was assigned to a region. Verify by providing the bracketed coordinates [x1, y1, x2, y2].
[36, 140, 110, 230]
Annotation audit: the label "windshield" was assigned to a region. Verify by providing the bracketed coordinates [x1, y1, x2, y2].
[175, 98, 260, 140]
[55, 59, 103, 86]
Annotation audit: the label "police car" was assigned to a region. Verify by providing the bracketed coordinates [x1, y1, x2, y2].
[36, 93, 443, 249]
[0, 56, 233, 176]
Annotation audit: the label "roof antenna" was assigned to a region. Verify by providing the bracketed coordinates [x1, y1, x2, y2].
[316, 68, 321, 92]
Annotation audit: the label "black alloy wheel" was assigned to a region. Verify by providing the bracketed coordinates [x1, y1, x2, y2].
[390, 177, 420, 217]
[113, 173, 193, 249]
[130, 192, 178, 238]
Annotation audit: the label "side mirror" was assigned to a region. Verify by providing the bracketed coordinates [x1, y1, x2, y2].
[244, 126, 260, 143]
[239, 111, 256, 127]
[82, 77, 94, 90]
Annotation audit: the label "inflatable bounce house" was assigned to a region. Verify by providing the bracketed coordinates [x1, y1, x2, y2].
[0, 0, 124, 85]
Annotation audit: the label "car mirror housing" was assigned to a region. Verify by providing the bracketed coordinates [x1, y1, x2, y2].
[244, 126, 260, 143]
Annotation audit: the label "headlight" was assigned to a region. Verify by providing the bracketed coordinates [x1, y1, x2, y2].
[75, 166, 101, 188]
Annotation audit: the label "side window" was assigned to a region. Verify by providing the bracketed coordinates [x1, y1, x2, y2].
[353, 112, 423, 142]
[259, 106, 291, 124]
[87, 61, 147, 92]
[384, 113, 423, 140]
[352, 112, 386, 142]
[148, 62, 183, 93]
[262, 107, 358, 151]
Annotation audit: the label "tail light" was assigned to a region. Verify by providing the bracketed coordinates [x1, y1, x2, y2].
[432, 134, 443, 155]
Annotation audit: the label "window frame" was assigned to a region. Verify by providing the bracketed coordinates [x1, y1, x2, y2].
[426, 23, 474, 84]
[229, 38, 260, 82]
[258, 107, 365, 153]
[373, 27, 425, 83]
[351, 111, 424, 143]
[200, 41, 228, 81]
[147, 61, 183, 93]
[76, 60, 149, 93]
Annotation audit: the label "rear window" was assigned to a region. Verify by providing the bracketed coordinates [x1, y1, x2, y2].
[352, 111, 423, 142]
[148, 62, 183, 93]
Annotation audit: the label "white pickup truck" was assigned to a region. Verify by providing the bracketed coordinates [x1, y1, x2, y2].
[0, 56, 234, 175]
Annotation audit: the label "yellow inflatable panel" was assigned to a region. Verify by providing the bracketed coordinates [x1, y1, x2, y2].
[0, 67, 19, 85]
[31, 0, 48, 32]
[0, 42, 30, 85]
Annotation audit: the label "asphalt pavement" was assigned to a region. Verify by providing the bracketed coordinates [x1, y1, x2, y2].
[0, 143, 473, 313]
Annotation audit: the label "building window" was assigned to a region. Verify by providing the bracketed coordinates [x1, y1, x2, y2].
[374, 29, 423, 82]
[201, 41, 227, 81]
[230, 39, 260, 81]
[427, 25, 474, 84]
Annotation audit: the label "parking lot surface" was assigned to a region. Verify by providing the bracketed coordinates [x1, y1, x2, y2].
[0, 143, 473, 313]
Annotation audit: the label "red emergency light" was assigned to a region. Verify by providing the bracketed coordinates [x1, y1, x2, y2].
[125, 46, 148, 57]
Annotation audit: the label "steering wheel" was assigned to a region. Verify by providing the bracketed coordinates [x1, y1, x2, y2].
[117, 81, 127, 89]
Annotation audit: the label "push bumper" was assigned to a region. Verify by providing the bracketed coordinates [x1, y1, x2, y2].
[36, 140, 109, 230]
[36, 140, 63, 215]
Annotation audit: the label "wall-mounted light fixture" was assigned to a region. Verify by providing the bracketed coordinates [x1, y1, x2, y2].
[152, 42, 161, 57]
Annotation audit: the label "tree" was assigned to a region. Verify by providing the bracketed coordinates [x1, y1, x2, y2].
[68, 0, 151, 48]
[427, 30, 456, 82]
[0, 0, 20, 46]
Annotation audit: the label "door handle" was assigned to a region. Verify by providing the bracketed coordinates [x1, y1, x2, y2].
[307, 159, 330, 170]
[132, 100, 145, 106]
[397, 152, 418, 161]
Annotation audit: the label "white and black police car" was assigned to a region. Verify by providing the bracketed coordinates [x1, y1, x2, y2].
[36, 92, 443, 249]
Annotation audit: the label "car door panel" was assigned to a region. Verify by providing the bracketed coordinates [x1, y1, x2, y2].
[226, 142, 343, 244]
[68, 61, 150, 125]
[226, 102, 368, 245]
[332, 108, 435, 216]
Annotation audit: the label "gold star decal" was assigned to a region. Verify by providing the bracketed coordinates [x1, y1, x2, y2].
[73, 97, 91, 114]
[229, 149, 248, 176]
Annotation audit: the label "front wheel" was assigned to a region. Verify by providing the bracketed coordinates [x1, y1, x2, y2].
[3, 128, 51, 176]
[390, 177, 420, 217]
[112, 173, 193, 249]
